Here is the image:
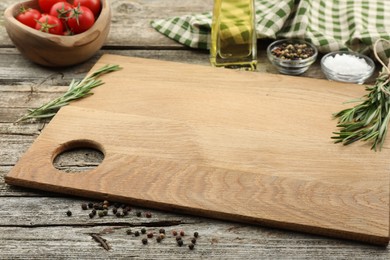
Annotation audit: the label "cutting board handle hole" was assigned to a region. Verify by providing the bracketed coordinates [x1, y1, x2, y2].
[52, 139, 105, 173]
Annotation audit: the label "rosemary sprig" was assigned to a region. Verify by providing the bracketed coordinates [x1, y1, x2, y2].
[332, 39, 390, 151]
[16, 64, 122, 123]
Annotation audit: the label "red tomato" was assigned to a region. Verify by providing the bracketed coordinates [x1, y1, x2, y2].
[38, 0, 65, 14]
[35, 14, 64, 35]
[16, 6, 42, 29]
[49, 2, 73, 28]
[73, 0, 101, 17]
[67, 6, 95, 34]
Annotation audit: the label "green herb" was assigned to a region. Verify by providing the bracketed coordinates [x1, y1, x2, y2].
[332, 39, 390, 151]
[15, 64, 121, 123]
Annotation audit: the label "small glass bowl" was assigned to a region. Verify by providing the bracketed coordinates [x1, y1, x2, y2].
[320, 51, 375, 84]
[267, 39, 318, 75]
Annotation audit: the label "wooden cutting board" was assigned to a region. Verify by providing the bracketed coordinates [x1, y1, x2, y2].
[6, 54, 390, 245]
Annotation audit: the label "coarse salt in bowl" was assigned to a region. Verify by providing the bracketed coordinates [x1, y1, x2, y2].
[321, 51, 375, 84]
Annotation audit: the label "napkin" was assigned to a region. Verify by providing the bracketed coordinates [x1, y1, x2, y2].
[151, 0, 390, 63]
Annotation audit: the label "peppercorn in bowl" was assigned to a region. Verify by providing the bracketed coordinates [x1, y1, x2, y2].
[267, 39, 318, 75]
[4, 0, 111, 67]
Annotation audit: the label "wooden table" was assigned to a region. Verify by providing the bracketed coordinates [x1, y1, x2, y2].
[0, 0, 389, 258]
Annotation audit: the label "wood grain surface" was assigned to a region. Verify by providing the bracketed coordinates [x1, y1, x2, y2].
[6, 55, 389, 245]
[2, 0, 390, 259]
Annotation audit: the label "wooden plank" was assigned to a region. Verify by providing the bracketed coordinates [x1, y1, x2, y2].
[0, 226, 383, 260]
[1, 167, 45, 196]
[0, 0, 213, 48]
[6, 55, 389, 245]
[0, 47, 328, 124]
[0, 198, 389, 259]
[0, 134, 35, 164]
[0, 49, 211, 84]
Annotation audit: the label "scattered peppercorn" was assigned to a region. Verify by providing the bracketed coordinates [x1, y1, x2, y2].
[66, 201, 210, 251]
[177, 239, 184, 247]
[81, 203, 88, 210]
[122, 208, 129, 216]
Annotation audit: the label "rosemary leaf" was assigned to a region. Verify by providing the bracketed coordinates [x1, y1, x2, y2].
[15, 64, 121, 123]
[332, 66, 390, 151]
[31, 113, 58, 119]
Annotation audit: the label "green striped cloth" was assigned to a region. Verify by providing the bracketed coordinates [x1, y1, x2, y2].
[151, 0, 390, 63]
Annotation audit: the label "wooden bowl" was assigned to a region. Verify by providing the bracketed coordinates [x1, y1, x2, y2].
[4, 0, 111, 67]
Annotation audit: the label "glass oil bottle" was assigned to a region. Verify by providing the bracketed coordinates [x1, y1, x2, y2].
[210, 0, 257, 70]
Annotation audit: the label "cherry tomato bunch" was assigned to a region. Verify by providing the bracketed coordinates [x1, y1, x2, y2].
[16, 0, 101, 35]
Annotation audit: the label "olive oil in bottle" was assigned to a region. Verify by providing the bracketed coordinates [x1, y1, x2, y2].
[210, 0, 257, 70]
